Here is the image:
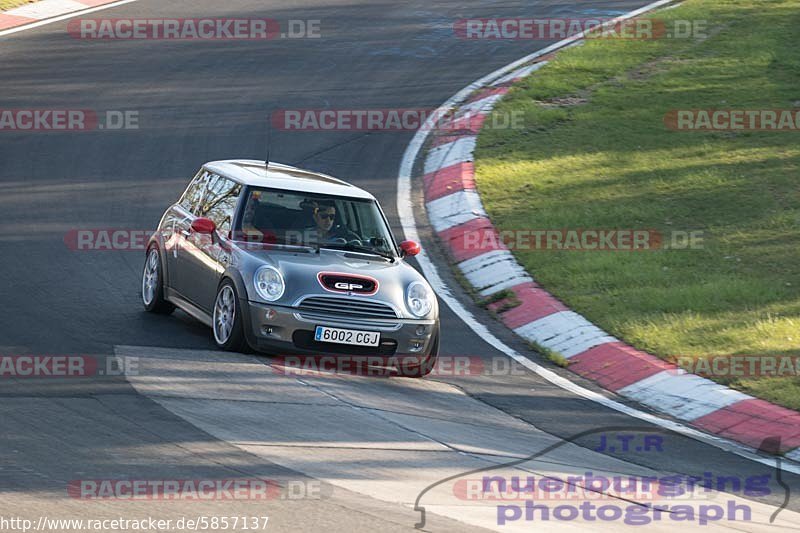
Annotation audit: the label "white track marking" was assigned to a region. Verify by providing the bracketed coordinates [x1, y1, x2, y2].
[619, 371, 752, 421]
[425, 190, 486, 232]
[424, 137, 476, 174]
[459, 256, 535, 296]
[512, 311, 616, 359]
[458, 250, 517, 274]
[461, 259, 531, 293]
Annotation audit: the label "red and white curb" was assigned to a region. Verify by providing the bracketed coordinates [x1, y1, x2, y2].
[407, 2, 800, 459]
[0, 0, 131, 33]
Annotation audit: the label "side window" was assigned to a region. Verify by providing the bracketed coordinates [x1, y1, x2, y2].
[179, 170, 209, 214]
[199, 174, 242, 233]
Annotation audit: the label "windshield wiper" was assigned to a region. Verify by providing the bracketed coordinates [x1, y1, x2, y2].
[321, 243, 395, 263]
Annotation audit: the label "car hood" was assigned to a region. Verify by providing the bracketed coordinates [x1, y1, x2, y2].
[235, 246, 434, 318]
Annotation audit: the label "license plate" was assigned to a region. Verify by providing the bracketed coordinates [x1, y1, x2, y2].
[314, 326, 380, 347]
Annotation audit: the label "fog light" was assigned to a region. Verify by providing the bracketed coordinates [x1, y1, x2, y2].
[408, 340, 424, 353]
[415, 325, 427, 336]
[264, 308, 276, 320]
[261, 326, 274, 336]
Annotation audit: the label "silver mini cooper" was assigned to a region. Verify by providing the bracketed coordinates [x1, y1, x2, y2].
[142, 160, 439, 376]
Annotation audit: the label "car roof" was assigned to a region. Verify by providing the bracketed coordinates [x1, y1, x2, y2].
[204, 160, 375, 200]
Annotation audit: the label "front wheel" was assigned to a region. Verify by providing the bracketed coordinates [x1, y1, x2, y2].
[212, 279, 247, 352]
[396, 326, 439, 378]
[142, 246, 175, 314]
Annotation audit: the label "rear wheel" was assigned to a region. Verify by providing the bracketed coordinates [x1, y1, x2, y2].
[213, 279, 247, 352]
[396, 326, 439, 378]
[142, 246, 175, 314]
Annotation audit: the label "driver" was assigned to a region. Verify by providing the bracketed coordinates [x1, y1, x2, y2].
[309, 201, 360, 243]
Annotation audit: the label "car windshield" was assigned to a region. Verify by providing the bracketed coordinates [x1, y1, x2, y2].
[234, 187, 397, 257]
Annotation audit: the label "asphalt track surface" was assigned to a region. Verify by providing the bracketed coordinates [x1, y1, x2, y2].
[1, 1, 799, 531]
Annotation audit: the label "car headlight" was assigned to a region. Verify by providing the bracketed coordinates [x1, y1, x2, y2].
[406, 281, 434, 318]
[254, 266, 285, 301]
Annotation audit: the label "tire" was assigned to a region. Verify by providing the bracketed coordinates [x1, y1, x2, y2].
[212, 279, 247, 352]
[142, 245, 175, 315]
[396, 326, 439, 378]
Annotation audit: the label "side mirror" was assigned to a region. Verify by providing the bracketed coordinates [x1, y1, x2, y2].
[191, 217, 216, 235]
[400, 240, 421, 257]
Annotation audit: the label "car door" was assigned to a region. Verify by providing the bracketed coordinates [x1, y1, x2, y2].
[178, 173, 242, 312]
[166, 169, 209, 300]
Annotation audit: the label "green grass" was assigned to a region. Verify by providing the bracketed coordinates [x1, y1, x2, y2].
[475, 0, 800, 410]
[530, 342, 571, 368]
[0, 0, 34, 11]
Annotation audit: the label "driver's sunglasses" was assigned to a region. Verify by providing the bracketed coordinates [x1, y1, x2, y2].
[317, 212, 335, 220]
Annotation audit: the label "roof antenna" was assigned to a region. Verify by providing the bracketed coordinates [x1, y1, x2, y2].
[265, 109, 272, 169]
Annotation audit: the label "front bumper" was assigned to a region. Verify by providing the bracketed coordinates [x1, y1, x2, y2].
[243, 300, 437, 356]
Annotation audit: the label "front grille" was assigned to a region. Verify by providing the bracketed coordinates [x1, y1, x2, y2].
[297, 296, 398, 320]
